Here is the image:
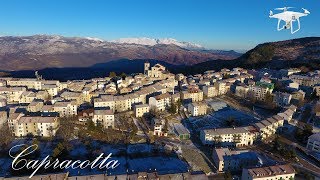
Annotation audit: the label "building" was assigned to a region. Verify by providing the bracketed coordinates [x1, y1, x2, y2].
[203, 85, 218, 98]
[273, 92, 292, 107]
[149, 93, 171, 111]
[290, 75, 320, 87]
[235, 85, 249, 98]
[212, 148, 259, 172]
[248, 82, 274, 101]
[27, 100, 44, 112]
[152, 118, 167, 136]
[174, 123, 190, 140]
[134, 104, 150, 117]
[242, 164, 295, 180]
[60, 91, 84, 105]
[53, 101, 77, 117]
[94, 95, 115, 110]
[0, 111, 7, 128]
[144, 63, 167, 79]
[291, 90, 305, 105]
[6, 78, 42, 90]
[253, 115, 284, 141]
[188, 102, 207, 116]
[214, 81, 227, 95]
[92, 109, 115, 129]
[200, 127, 255, 147]
[13, 116, 59, 137]
[181, 89, 203, 103]
[0, 87, 26, 103]
[307, 133, 320, 153]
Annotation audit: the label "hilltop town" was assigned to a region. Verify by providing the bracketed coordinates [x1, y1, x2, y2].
[0, 63, 319, 179]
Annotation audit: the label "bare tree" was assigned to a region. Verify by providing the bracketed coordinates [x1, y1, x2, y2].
[0, 123, 14, 148]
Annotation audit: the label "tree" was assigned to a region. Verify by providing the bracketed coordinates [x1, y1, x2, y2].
[163, 119, 168, 133]
[56, 116, 77, 141]
[223, 73, 231, 79]
[224, 170, 232, 180]
[87, 119, 96, 131]
[0, 123, 14, 148]
[310, 89, 318, 100]
[109, 72, 117, 78]
[120, 72, 127, 79]
[168, 103, 177, 114]
[302, 124, 313, 138]
[176, 100, 182, 112]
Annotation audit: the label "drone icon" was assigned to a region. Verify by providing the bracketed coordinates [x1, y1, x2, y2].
[269, 7, 310, 34]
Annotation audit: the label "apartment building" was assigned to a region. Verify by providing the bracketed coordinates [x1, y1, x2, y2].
[7, 78, 42, 90]
[149, 93, 172, 111]
[214, 81, 227, 95]
[307, 133, 320, 153]
[253, 115, 284, 140]
[242, 164, 295, 180]
[27, 100, 44, 112]
[188, 102, 207, 116]
[273, 92, 292, 107]
[248, 82, 274, 101]
[290, 75, 320, 87]
[212, 148, 259, 172]
[181, 89, 203, 102]
[92, 109, 114, 129]
[13, 116, 59, 137]
[94, 95, 115, 110]
[134, 104, 150, 117]
[41, 84, 58, 97]
[60, 91, 84, 105]
[200, 127, 256, 147]
[235, 84, 249, 98]
[202, 85, 218, 98]
[53, 101, 77, 117]
[0, 87, 26, 103]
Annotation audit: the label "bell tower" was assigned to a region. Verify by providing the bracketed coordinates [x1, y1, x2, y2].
[144, 62, 150, 75]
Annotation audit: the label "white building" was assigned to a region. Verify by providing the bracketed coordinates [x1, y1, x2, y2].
[53, 101, 77, 117]
[149, 93, 171, 111]
[188, 102, 207, 116]
[202, 85, 218, 98]
[242, 164, 295, 180]
[307, 133, 320, 153]
[212, 148, 259, 172]
[14, 116, 59, 137]
[200, 127, 256, 147]
[134, 104, 150, 118]
[93, 109, 114, 129]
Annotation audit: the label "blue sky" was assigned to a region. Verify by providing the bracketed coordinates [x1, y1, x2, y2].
[0, 0, 319, 51]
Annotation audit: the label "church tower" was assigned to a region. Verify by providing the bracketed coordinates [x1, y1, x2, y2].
[144, 62, 150, 75]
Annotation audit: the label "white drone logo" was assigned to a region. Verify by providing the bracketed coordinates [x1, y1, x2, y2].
[269, 7, 310, 34]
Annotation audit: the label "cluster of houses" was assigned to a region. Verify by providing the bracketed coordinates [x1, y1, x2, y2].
[0, 63, 307, 139]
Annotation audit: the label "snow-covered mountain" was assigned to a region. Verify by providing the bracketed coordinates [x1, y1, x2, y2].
[0, 35, 241, 71]
[112, 37, 204, 49]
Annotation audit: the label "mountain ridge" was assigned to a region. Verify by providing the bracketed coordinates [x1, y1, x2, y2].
[0, 35, 240, 71]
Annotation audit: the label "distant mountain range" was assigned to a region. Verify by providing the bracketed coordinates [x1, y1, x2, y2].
[1, 36, 319, 80]
[187, 37, 320, 74]
[0, 35, 241, 71]
[111, 37, 204, 50]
